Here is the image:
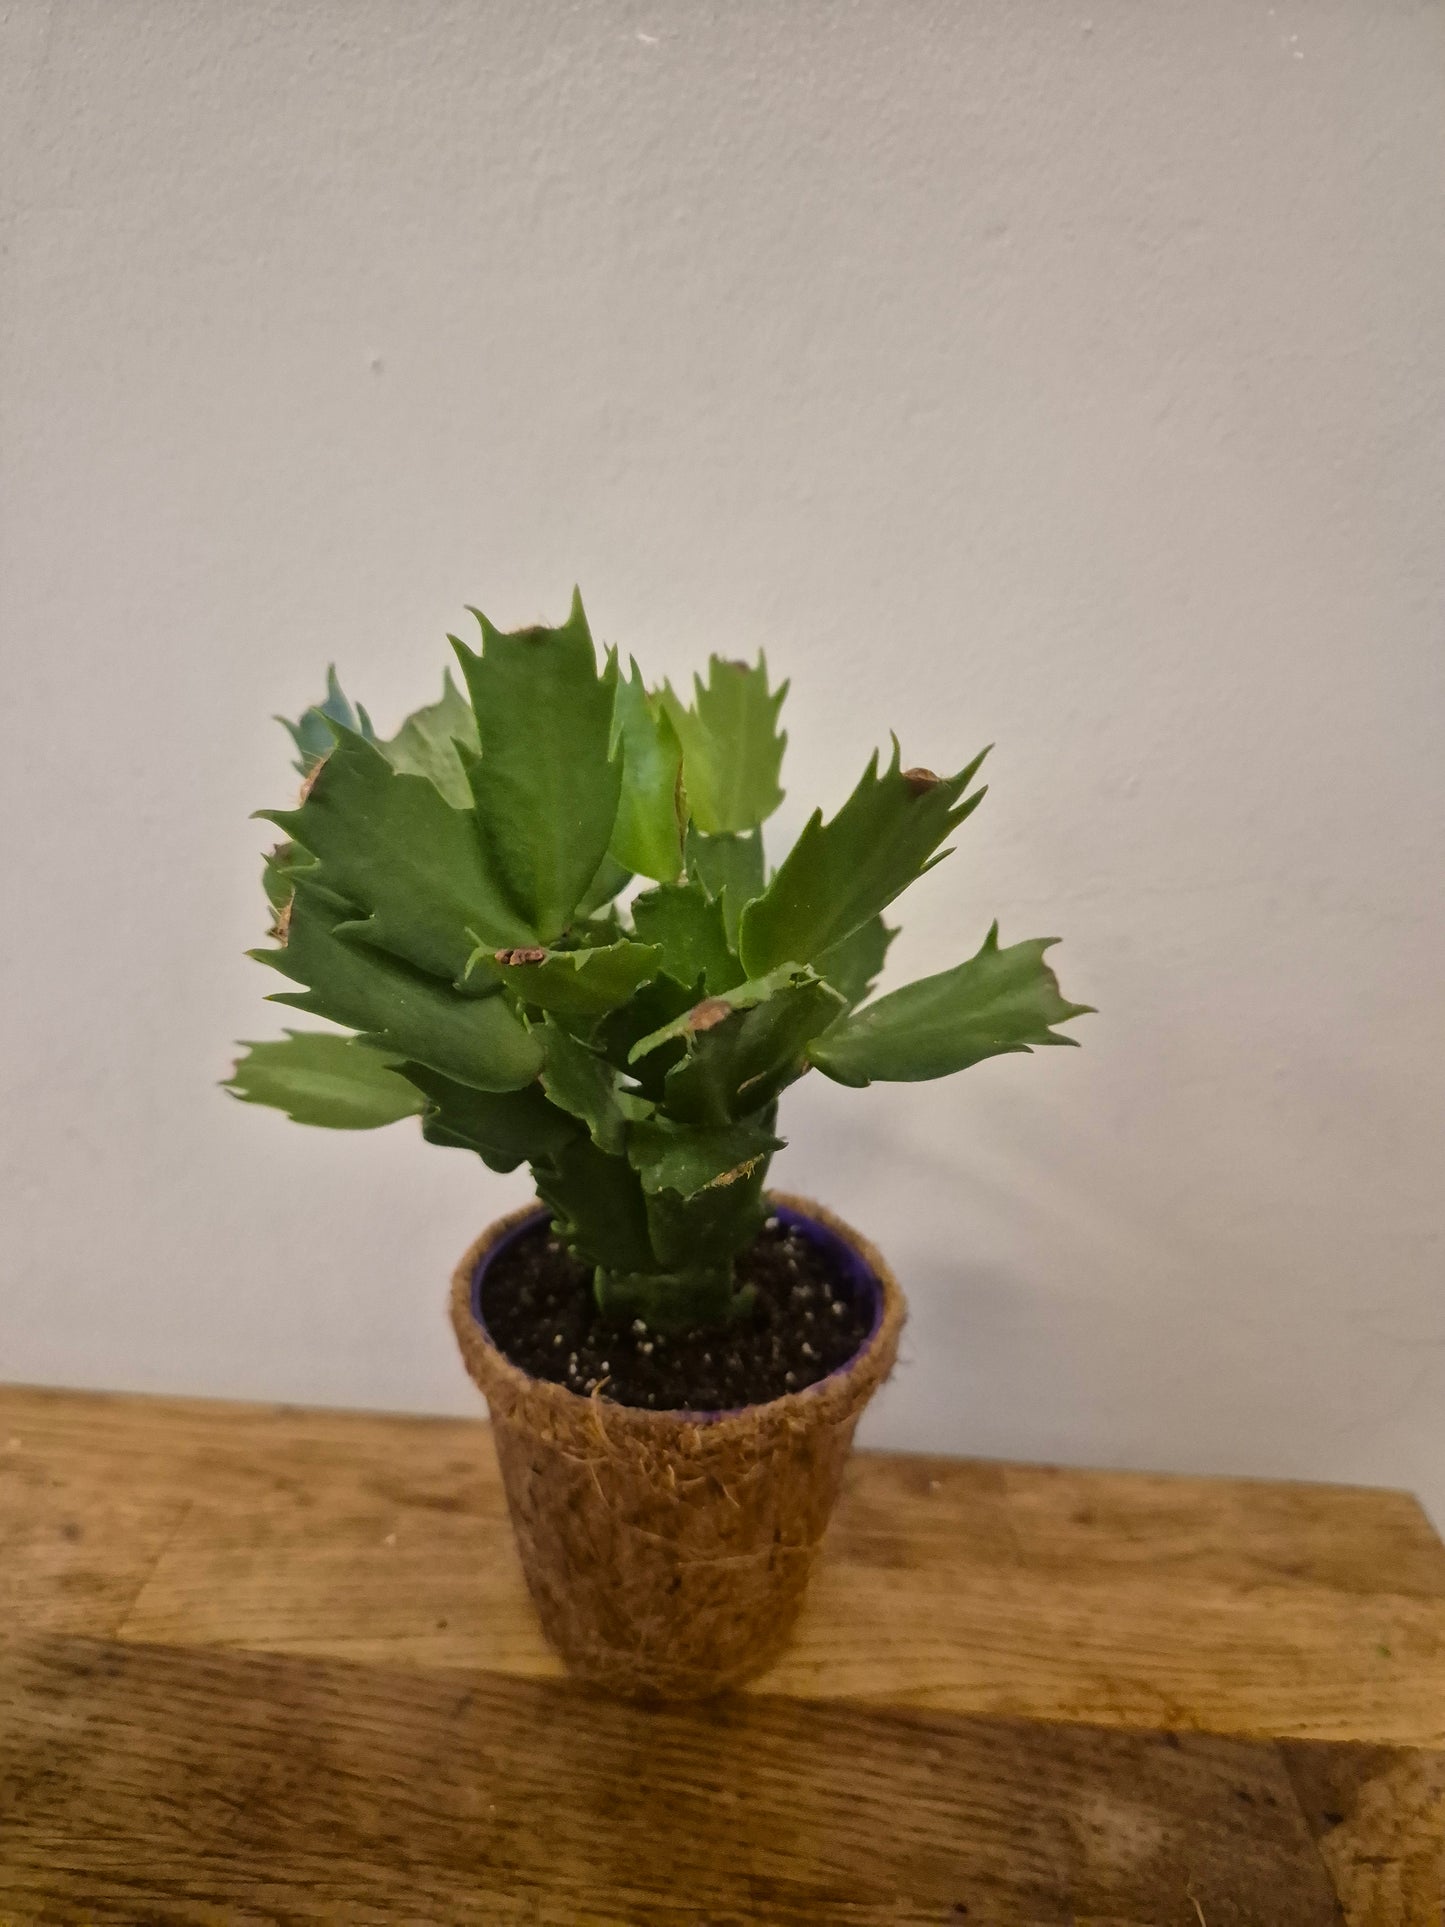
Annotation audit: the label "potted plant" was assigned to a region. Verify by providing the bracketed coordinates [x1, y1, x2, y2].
[228, 592, 1089, 1698]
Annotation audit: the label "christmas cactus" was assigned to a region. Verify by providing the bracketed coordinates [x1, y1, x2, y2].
[228, 593, 1090, 1330]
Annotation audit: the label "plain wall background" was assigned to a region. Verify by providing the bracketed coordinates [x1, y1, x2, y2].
[3, 1, 1442, 1516]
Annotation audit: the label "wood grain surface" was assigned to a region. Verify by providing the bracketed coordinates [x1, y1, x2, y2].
[2, 1383, 1442, 1923]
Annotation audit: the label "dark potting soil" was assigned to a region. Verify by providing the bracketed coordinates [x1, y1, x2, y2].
[479, 1214, 874, 1413]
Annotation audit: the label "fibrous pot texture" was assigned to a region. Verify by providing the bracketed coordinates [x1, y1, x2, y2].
[449, 1191, 905, 1699]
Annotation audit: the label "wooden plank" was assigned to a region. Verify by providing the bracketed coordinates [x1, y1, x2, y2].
[11, 1383, 1445, 1603]
[995, 1459, 1445, 1599]
[839, 1452, 1445, 1599]
[1284, 1740, 1445, 1927]
[5, 1385, 1445, 1744]
[0, 1400, 193, 1640]
[0, 1385, 532, 1658]
[771, 1562, 1445, 1744]
[0, 1634, 1350, 1927]
[110, 1421, 559, 1680]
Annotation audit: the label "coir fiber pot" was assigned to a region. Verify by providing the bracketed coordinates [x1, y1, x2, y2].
[449, 1191, 905, 1700]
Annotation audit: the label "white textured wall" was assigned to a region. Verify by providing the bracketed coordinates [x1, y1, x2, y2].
[3, 1, 1442, 1515]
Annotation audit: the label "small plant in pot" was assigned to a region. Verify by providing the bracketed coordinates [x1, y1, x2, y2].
[228, 592, 1089, 1698]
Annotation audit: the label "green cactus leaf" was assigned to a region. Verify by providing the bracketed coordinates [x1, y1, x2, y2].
[567, 909, 629, 950]
[626, 962, 802, 1063]
[537, 1017, 650, 1155]
[465, 940, 663, 1022]
[644, 1162, 768, 1278]
[738, 742, 989, 978]
[452, 590, 622, 941]
[808, 924, 1093, 1086]
[262, 841, 303, 914]
[375, 669, 479, 808]
[576, 853, 632, 920]
[254, 884, 543, 1092]
[815, 914, 896, 1007]
[683, 824, 766, 948]
[242, 597, 1085, 1322]
[223, 1030, 423, 1130]
[534, 1136, 657, 1276]
[404, 1062, 579, 1171]
[263, 725, 535, 978]
[660, 655, 787, 835]
[627, 1115, 783, 1199]
[608, 656, 685, 881]
[662, 971, 847, 1124]
[277, 666, 373, 775]
[592, 969, 701, 1102]
[630, 880, 744, 996]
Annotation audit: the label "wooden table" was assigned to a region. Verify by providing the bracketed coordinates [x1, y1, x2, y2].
[2, 1385, 1443, 1924]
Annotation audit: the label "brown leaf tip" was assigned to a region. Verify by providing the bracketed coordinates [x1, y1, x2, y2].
[687, 997, 734, 1033]
[706, 1154, 764, 1190]
[298, 752, 330, 803]
[902, 766, 941, 795]
[495, 946, 548, 966]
